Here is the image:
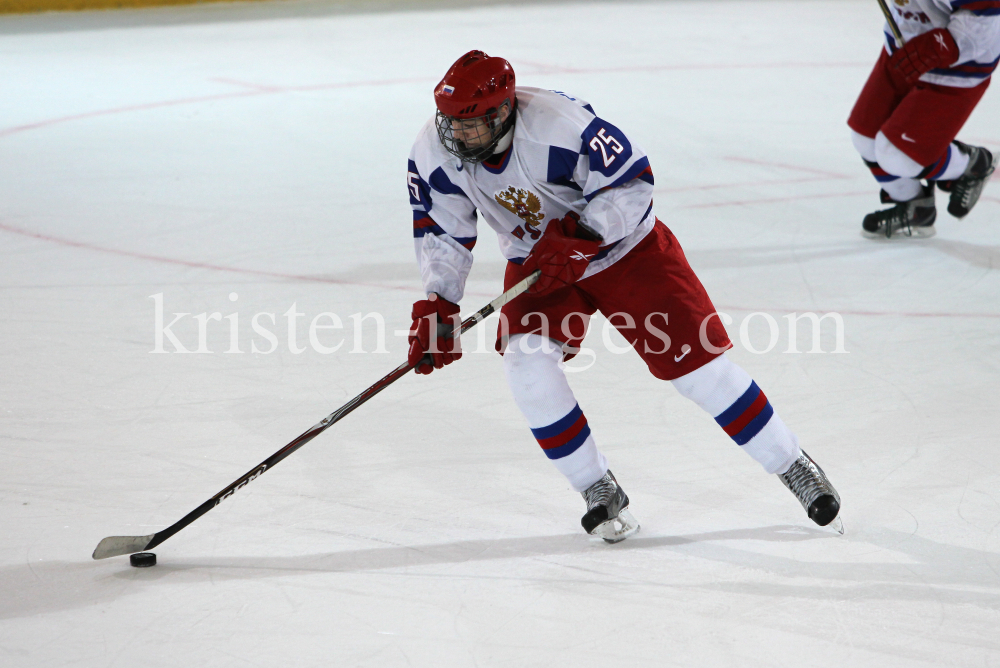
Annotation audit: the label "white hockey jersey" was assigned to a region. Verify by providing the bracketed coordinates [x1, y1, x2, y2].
[884, 0, 1000, 87]
[407, 87, 656, 305]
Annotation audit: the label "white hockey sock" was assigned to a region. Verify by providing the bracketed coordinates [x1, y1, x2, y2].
[856, 130, 971, 201]
[874, 131, 970, 184]
[504, 333, 608, 492]
[926, 143, 971, 181]
[882, 178, 924, 202]
[853, 131, 923, 201]
[671, 354, 800, 475]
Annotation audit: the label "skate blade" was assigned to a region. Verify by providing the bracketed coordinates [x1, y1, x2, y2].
[861, 226, 935, 240]
[592, 508, 640, 544]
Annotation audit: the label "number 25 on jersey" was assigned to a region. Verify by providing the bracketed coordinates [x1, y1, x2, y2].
[589, 128, 624, 168]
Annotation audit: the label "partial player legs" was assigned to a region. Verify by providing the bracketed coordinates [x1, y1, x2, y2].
[671, 354, 841, 526]
[500, 226, 840, 532]
[853, 131, 995, 238]
[671, 354, 799, 475]
[939, 142, 999, 219]
[848, 51, 991, 238]
[503, 333, 639, 541]
[503, 333, 608, 492]
[852, 130, 941, 238]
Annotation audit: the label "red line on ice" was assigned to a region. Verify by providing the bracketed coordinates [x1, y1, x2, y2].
[0, 77, 431, 139]
[657, 175, 844, 194]
[515, 60, 869, 75]
[722, 156, 852, 180]
[682, 190, 873, 208]
[0, 61, 869, 140]
[714, 304, 1000, 319]
[655, 157, 853, 196]
[2, 220, 996, 318]
[0, 221, 419, 293]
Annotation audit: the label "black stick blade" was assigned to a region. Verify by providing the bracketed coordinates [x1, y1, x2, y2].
[92, 534, 156, 560]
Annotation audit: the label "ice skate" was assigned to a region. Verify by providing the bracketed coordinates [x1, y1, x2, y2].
[936, 142, 997, 218]
[580, 470, 639, 543]
[779, 450, 841, 530]
[862, 184, 936, 239]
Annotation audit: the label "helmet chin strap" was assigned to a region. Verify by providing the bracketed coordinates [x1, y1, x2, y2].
[493, 127, 514, 154]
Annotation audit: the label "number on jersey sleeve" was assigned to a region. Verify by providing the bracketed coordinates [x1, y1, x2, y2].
[581, 118, 633, 177]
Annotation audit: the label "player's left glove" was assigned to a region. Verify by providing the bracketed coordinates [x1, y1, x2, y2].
[522, 211, 601, 296]
[890, 28, 958, 85]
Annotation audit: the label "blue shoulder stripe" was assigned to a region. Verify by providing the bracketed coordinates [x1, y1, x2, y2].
[547, 145, 583, 192]
[429, 167, 466, 196]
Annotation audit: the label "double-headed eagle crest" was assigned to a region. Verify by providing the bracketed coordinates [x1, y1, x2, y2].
[495, 186, 545, 227]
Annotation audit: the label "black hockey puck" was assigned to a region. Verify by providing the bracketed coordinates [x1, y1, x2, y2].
[130, 552, 156, 568]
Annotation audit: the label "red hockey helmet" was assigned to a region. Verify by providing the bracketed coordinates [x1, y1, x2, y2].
[434, 50, 517, 163]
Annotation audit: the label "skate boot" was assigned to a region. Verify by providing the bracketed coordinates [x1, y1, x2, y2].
[937, 142, 997, 218]
[580, 470, 639, 543]
[862, 184, 936, 239]
[779, 450, 841, 528]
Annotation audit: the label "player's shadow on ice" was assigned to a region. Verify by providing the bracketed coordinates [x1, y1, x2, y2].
[114, 523, 1000, 603]
[926, 238, 1000, 269]
[129, 524, 822, 582]
[2, 525, 999, 619]
[111, 524, 1000, 611]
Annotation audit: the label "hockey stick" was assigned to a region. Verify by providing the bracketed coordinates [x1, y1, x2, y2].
[92, 270, 540, 560]
[876, 0, 906, 46]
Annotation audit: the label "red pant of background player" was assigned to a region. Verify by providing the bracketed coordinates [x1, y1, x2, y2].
[849, 50, 988, 203]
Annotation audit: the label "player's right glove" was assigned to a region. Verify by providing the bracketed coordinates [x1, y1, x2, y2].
[890, 28, 958, 85]
[522, 212, 601, 296]
[407, 294, 462, 375]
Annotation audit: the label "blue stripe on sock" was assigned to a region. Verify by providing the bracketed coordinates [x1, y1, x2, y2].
[530, 404, 583, 440]
[542, 425, 591, 460]
[714, 382, 760, 428]
[731, 402, 774, 445]
[928, 146, 952, 180]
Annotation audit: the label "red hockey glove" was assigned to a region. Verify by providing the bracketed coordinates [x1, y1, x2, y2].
[407, 294, 462, 375]
[891, 28, 958, 85]
[522, 212, 601, 296]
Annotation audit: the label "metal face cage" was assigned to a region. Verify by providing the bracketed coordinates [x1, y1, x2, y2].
[435, 99, 515, 163]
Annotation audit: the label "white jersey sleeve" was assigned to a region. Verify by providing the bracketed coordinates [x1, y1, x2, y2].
[407, 121, 478, 305]
[581, 177, 654, 247]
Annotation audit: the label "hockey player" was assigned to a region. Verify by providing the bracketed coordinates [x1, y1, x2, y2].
[849, 0, 999, 238]
[406, 50, 841, 542]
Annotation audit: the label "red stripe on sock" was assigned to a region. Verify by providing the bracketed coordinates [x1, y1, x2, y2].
[723, 391, 769, 437]
[536, 414, 588, 450]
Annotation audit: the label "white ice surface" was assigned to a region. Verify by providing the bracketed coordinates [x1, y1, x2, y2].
[1, 1, 999, 665]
